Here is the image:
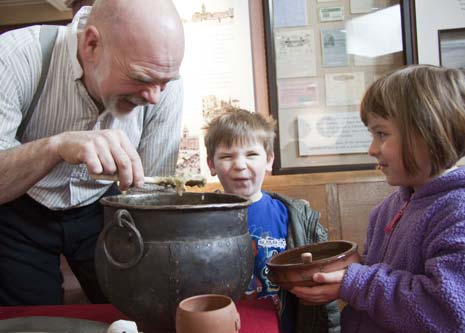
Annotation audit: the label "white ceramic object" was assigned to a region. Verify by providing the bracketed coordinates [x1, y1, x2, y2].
[106, 320, 138, 333]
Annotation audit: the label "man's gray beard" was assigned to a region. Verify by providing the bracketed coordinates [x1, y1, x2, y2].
[105, 96, 148, 119]
[105, 98, 133, 119]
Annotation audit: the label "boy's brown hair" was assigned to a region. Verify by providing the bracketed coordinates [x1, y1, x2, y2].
[204, 108, 276, 160]
[360, 65, 465, 177]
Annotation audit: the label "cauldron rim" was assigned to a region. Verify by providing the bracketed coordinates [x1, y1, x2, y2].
[100, 191, 252, 211]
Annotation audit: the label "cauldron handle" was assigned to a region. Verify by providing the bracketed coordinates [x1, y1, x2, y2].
[102, 209, 144, 269]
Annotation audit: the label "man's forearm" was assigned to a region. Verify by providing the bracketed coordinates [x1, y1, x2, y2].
[0, 136, 61, 204]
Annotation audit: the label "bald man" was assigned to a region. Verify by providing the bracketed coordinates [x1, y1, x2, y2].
[0, 0, 185, 305]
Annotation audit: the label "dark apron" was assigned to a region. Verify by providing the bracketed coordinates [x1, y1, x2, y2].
[0, 185, 119, 305]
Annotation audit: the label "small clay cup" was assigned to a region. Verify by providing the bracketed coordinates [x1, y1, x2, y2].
[266, 240, 360, 290]
[175, 294, 241, 333]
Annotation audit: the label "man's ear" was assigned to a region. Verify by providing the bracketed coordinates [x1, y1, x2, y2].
[207, 158, 216, 176]
[266, 153, 274, 173]
[80, 25, 101, 63]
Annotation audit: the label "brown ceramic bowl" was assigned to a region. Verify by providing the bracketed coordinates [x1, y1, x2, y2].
[266, 240, 360, 290]
[176, 294, 240, 333]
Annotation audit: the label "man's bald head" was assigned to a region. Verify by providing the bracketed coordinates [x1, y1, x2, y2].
[85, 0, 184, 60]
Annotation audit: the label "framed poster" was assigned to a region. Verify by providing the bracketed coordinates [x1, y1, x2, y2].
[438, 28, 465, 69]
[263, 0, 414, 174]
[172, 0, 256, 180]
[415, 0, 465, 66]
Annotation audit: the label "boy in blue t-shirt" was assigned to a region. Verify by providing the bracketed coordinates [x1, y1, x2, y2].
[203, 108, 340, 333]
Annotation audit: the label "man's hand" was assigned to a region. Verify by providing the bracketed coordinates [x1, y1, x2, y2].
[289, 269, 345, 305]
[55, 129, 144, 190]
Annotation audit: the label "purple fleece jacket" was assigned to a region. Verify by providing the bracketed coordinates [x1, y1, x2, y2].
[340, 166, 465, 332]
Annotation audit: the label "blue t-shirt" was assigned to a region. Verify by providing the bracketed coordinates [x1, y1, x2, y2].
[246, 192, 289, 298]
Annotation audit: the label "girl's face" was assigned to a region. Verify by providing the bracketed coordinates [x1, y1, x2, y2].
[366, 113, 432, 190]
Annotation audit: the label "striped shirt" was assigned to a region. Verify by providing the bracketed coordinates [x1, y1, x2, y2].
[0, 8, 184, 210]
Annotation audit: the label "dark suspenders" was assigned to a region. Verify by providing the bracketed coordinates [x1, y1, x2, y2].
[16, 25, 59, 141]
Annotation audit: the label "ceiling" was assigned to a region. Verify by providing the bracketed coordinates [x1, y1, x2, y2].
[0, 0, 70, 11]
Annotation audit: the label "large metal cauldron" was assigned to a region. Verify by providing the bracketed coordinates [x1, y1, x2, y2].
[95, 192, 253, 332]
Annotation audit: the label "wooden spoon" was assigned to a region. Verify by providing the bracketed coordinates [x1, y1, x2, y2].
[90, 173, 206, 194]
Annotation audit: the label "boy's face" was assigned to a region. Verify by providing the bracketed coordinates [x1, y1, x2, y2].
[207, 140, 274, 201]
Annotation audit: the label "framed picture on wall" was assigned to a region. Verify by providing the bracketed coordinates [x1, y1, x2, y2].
[172, 0, 257, 180]
[415, 0, 465, 66]
[263, 0, 415, 174]
[438, 28, 465, 69]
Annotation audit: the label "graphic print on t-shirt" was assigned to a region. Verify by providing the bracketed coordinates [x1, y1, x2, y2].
[246, 192, 288, 298]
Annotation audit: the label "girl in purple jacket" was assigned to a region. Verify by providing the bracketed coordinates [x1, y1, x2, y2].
[291, 65, 465, 332]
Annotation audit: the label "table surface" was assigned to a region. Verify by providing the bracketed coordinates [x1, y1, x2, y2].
[0, 298, 278, 333]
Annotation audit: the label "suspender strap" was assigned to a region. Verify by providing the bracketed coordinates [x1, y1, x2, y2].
[16, 25, 59, 141]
